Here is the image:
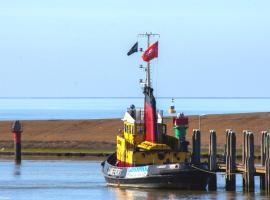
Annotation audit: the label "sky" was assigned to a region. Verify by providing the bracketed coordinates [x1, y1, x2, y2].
[0, 0, 269, 97]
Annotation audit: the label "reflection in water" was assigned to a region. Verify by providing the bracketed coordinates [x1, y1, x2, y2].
[13, 163, 21, 176]
[0, 160, 269, 200]
[112, 187, 212, 200]
[112, 187, 262, 200]
[110, 174, 269, 200]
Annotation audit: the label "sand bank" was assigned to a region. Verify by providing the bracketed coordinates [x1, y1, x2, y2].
[0, 112, 270, 150]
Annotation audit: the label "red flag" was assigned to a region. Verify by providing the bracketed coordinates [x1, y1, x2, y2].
[142, 41, 158, 62]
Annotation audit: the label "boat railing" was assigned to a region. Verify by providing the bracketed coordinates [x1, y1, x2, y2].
[135, 108, 144, 123]
[132, 108, 163, 123]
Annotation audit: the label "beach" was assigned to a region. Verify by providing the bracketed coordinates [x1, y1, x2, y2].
[0, 112, 269, 151]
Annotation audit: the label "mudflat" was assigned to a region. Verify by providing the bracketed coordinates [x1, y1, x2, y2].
[0, 112, 270, 150]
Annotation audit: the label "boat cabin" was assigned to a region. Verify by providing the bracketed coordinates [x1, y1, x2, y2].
[116, 106, 190, 167]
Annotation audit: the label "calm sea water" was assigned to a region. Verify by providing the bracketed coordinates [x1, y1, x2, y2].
[1, 98, 269, 199]
[0, 97, 270, 120]
[0, 160, 268, 200]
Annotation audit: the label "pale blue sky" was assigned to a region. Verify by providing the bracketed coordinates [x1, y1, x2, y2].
[0, 0, 269, 97]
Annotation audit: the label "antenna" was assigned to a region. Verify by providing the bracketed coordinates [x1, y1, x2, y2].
[137, 32, 160, 88]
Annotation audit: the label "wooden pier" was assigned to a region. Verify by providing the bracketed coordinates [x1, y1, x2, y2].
[192, 129, 270, 193]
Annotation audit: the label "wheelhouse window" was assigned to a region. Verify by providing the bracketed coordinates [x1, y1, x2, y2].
[136, 125, 144, 134]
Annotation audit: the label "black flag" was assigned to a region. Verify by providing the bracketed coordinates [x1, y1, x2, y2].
[127, 42, 138, 56]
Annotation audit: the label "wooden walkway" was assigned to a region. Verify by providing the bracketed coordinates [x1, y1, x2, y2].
[217, 163, 265, 174]
[192, 129, 270, 193]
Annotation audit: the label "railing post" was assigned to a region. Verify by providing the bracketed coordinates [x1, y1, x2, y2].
[208, 130, 217, 190]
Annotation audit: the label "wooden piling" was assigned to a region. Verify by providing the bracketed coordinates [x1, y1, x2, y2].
[203, 128, 270, 193]
[242, 130, 248, 188]
[266, 158, 270, 194]
[265, 133, 270, 193]
[243, 132, 255, 192]
[225, 130, 236, 191]
[242, 130, 247, 165]
[208, 130, 217, 190]
[192, 129, 196, 164]
[260, 131, 267, 190]
[11, 121, 23, 165]
[261, 131, 267, 166]
[192, 129, 201, 165]
[248, 132, 255, 191]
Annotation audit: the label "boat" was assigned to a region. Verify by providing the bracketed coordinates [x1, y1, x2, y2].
[101, 33, 210, 189]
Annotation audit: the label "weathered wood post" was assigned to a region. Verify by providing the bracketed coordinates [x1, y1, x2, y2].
[260, 131, 267, 190]
[242, 130, 248, 188]
[225, 130, 236, 191]
[266, 158, 270, 194]
[244, 132, 255, 192]
[261, 131, 267, 166]
[11, 121, 23, 164]
[192, 129, 201, 165]
[224, 129, 231, 163]
[248, 132, 255, 191]
[242, 130, 247, 165]
[208, 130, 217, 190]
[265, 133, 270, 193]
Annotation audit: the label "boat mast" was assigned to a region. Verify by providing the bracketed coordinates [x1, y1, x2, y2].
[137, 32, 160, 143]
[138, 32, 159, 88]
[146, 33, 151, 87]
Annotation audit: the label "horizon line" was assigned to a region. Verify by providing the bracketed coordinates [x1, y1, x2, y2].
[1, 96, 270, 99]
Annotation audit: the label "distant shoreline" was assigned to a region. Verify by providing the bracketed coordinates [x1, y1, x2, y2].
[0, 112, 270, 157]
[1, 98, 269, 121]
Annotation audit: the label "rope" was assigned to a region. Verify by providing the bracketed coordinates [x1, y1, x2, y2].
[191, 164, 243, 176]
[191, 164, 217, 175]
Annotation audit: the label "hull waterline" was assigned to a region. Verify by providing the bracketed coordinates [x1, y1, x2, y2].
[102, 154, 209, 190]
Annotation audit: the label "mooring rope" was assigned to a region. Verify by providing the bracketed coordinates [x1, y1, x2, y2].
[191, 164, 243, 176]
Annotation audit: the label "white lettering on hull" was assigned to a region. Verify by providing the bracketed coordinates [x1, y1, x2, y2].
[126, 166, 149, 178]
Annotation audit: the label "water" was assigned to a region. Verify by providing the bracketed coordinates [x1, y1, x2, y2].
[1, 98, 269, 199]
[0, 160, 267, 200]
[0, 97, 270, 120]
